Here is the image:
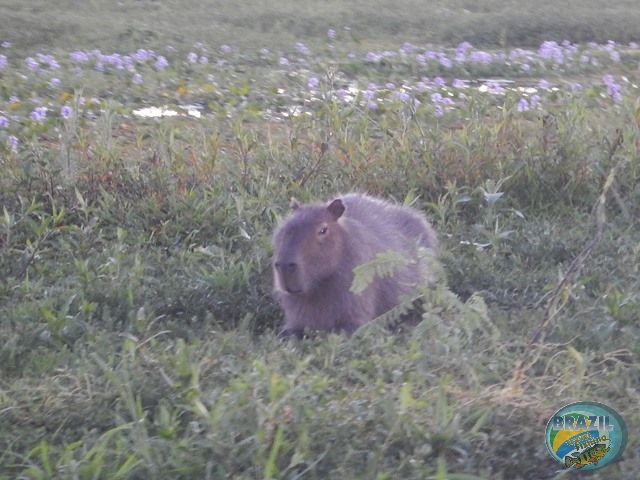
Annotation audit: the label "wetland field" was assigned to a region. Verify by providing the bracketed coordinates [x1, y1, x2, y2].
[0, 0, 639, 478]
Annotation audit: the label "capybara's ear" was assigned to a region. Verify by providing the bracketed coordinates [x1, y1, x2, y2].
[290, 198, 300, 210]
[327, 199, 345, 220]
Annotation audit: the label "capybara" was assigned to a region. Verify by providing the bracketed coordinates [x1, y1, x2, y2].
[272, 193, 437, 337]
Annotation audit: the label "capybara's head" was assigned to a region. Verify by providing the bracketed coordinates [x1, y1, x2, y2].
[273, 198, 346, 295]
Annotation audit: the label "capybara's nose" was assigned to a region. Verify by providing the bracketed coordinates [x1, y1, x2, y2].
[275, 261, 297, 273]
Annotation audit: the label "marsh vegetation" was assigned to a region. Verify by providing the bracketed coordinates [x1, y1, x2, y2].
[1, 0, 639, 478]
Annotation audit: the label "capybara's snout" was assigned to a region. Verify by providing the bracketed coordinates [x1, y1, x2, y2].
[275, 260, 303, 294]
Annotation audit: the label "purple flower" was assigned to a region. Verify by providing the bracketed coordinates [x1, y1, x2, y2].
[402, 42, 414, 53]
[1, 41, 11, 48]
[29, 106, 48, 122]
[439, 56, 453, 68]
[133, 49, 154, 63]
[610, 50, 621, 62]
[538, 79, 550, 90]
[70, 50, 90, 63]
[0, 115, 8, 128]
[366, 52, 381, 62]
[530, 95, 542, 108]
[220, 44, 232, 54]
[98, 53, 122, 69]
[327, 29, 336, 40]
[538, 41, 564, 63]
[520, 64, 531, 73]
[469, 51, 493, 64]
[8, 135, 18, 152]
[25, 57, 39, 70]
[452, 79, 466, 89]
[132, 73, 143, 85]
[60, 105, 73, 119]
[363, 89, 375, 101]
[608, 88, 621, 101]
[424, 50, 439, 60]
[308, 77, 319, 89]
[187, 52, 198, 63]
[456, 41, 473, 53]
[155, 56, 168, 70]
[430, 91, 452, 108]
[431, 77, 446, 88]
[454, 42, 472, 62]
[295, 43, 309, 55]
[122, 56, 135, 72]
[391, 90, 410, 102]
[569, 82, 582, 92]
[48, 78, 60, 88]
[0, 54, 6, 69]
[603, 75, 622, 102]
[433, 104, 443, 117]
[367, 100, 378, 110]
[109, 54, 125, 67]
[39, 54, 59, 70]
[385, 82, 395, 89]
[278, 57, 289, 66]
[199, 56, 208, 64]
[517, 99, 530, 112]
[259, 48, 270, 57]
[413, 82, 428, 93]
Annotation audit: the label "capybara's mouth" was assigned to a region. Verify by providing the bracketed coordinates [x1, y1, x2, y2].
[285, 287, 303, 294]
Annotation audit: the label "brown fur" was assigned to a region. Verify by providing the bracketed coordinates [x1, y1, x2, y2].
[272, 193, 437, 337]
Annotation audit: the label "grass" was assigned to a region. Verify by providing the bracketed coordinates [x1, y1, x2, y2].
[2, 0, 640, 57]
[1, 1, 640, 478]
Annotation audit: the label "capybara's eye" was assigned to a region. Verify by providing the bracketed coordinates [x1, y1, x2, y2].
[318, 226, 328, 235]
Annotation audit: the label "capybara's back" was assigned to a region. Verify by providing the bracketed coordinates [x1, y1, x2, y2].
[272, 193, 437, 337]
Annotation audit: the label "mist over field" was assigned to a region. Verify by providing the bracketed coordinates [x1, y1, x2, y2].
[0, 0, 639, 478]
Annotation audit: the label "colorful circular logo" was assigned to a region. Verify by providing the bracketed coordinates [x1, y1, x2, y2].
[545, 401, 628, 471]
